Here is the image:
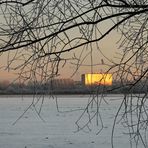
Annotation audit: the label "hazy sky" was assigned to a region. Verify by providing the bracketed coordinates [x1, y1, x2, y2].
[0, 29, 121, 82]
[0, 2, 122, 82]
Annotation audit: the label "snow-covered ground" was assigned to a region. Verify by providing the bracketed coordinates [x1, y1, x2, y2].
[0, 95, 144, 148]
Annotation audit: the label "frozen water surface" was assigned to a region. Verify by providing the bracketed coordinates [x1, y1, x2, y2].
[0, 95, 144, 148]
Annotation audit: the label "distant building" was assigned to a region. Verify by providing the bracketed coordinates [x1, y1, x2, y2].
[82, 73, 112, 86]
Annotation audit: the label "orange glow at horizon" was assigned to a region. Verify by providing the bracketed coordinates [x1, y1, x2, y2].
[84, 74, 112, 86]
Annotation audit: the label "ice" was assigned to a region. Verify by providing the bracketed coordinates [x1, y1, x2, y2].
[0, 95, 144, 148]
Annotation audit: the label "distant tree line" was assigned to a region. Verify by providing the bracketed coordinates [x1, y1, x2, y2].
[0, 79, 147, 95]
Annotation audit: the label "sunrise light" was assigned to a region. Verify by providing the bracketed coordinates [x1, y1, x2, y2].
[82, 74, 112, 86]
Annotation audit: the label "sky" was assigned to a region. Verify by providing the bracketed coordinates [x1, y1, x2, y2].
[0, 30, 121, 82]
[0, 2, 122, 82]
